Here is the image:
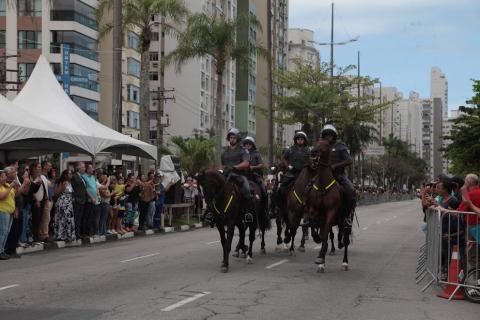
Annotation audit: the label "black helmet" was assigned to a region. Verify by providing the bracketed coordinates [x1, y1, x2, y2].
[242, 136, 256, 149]
[293, 131, 308, 144]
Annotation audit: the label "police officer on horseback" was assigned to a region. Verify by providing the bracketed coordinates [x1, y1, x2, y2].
[221, 128, 255, 224]
[242, 136, 267, 207]
[277, 131, 311, 201]
[321, 124, 356, 212]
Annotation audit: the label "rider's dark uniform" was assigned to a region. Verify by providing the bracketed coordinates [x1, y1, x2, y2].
[330, 139, 355, 202]
[221, 141, 255, 222]
[278, 133, 310, 197]
[248, 147, 267, 200]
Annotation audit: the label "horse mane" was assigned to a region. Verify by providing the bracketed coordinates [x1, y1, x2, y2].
[204, 169, 226, 186]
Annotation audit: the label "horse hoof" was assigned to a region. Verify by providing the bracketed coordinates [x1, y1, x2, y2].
[289, 250, 295, 257]
[240, 252, 247, 259]
[246, 257, 253, 264]
[314, 258, 324, 265]
[260, 248, 266, 255]
[341, 263, 349, 271]
[298, 246, 305, 253]
[232, 252, 239, 258]
[329, 250, 335, 256]
[221, 266, 229, 273]
[317, 264, 325, 273]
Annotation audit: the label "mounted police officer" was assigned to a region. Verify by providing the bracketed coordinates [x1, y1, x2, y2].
[277, 131, 310, 201]
[221, 128, 255, 224]
[321, 124, 356, 212]
[242, 136, 267, 207]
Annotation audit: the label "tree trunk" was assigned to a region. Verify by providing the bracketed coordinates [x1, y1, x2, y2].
[139, 50, 151, 173]
[214, 67, 224, 165]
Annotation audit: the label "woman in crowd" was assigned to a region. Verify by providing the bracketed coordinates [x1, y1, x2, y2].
[182, 176, 198, 215]
[107, 176, 118, 234]
[30, 162, 44, 243]
[98, 175, 112, 236]
[124, 174, 141, 232]
[115, 176, 127, 234]
[53, 169, 76, 242]
[18, 165, 36, 247]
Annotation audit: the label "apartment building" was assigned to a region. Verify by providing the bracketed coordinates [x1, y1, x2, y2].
[1, 0, 100, 119]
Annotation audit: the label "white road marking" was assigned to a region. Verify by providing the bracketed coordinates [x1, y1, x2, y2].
[314, 245, 322, 250]
[376, 221, 381, 224]
[385, 218, 390, 222]
[362, 227, 368, 230]
[120, 253, 160, 263]
[0, 284, 19, 292]
[161, 291, 211, 311]
[393, 215, 397, 218]
[206, 240, 221, 245]
[266, 259, 289, 269]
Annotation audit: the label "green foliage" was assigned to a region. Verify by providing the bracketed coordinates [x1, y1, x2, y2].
[274, 60, 389, 155]
[258, 143, 285, 165]
[170, 135, 215, 175]
[368, 135, 428, 189]
[444, 80, 480, 175]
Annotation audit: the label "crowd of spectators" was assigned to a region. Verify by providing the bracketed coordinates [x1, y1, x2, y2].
[419, 173, 480, 277]
[0, 159, 193, 261]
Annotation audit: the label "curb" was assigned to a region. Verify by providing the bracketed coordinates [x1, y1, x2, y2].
[16, 222, 206, 256]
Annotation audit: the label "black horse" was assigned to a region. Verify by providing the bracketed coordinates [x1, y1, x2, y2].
[197, 170, 260, 272]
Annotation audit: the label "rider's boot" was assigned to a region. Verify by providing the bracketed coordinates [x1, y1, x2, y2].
[244, 198, 255, 224]
[202, 211, 215, 228]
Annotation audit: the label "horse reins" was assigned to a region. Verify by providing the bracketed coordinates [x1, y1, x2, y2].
[292, 176, 337, 206]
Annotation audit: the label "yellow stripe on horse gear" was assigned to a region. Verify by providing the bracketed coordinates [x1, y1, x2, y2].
[223, 195, 234, 213]
[325, 179, 336, 190]
[213, 203, 221, 214]
[293, 189, 304, 205]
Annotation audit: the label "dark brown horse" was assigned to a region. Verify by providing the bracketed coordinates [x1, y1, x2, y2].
[308, 139, 354, 272]
[196, 169, 259, 272]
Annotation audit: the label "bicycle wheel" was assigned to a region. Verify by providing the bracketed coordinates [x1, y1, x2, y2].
[463, 268, 480, 304]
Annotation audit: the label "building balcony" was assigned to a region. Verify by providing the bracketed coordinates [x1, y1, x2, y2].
[50, 10, 98, 31]
[50, 43, 98, 62]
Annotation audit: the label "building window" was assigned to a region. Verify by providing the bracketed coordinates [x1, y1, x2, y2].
[18, 31, 42, 49]
[18, 63, 35, 81]
[128, 32, 139, 50]
[149, 72, 158, 81]
[0, 0, 5, 16]
[151, 32, 159, 41]
[70, 64, 99, 92]
[18, 0, 41, 17]
[149, 130, 157, 140]
[149, 52, 159, 61]
[127, 58, 140, 78]
[0, 31, 5, 48]
[127, 84, 140, 103]
[50, 30, 97, 61]
[127, 110, 140, 129]
[71, 95, 98, 120]
[50, 0, 98, 31]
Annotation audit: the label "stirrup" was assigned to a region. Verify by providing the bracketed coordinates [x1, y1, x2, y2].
[203, 212, 215, 227]
[244, 212, 254, 224]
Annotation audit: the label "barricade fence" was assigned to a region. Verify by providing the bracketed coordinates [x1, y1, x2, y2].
[357, 193, 415, 206]
[417, 208, 480, 303]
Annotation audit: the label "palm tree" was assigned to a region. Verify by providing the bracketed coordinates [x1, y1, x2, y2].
[170, 136, 215, 175]
[96, 0, 188, 145]
[165, 12, 265, 163]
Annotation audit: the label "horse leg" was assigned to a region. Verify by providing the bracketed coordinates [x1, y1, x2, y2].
[233, 223, 245, 258]
[247, 223, 256, 264]
[221, 224, 235, 273]
[298, 225, 307, 253]
[315, 209, 336, 273]
[329, 228, 336, 255]
[217, 224, 228, 272]
[341, 220, 352, 271]
[260, 229, 266, 255]
[289, 223, 298, 256]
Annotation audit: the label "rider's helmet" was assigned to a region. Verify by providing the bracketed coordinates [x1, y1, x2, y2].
[293, 131, 308, 145]
[226, 128, 241, 141]
[242, 136, 256, 149]
[321, 124, 338, 138]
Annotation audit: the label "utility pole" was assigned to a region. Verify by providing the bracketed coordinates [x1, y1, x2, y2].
[379, 82, 382, 144]
[157, 16, 167, 148]
[112, 0, 122, 132]
[267, 0, 273, 166]
[357, 50, 360, 104]
[330, 2, 334, 78]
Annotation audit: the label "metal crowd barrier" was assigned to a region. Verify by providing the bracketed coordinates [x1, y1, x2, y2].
[357, 193, 415, 206]
[417, 208, 480, 302]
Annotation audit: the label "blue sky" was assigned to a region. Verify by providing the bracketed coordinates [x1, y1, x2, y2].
[290, 0, 480, 113]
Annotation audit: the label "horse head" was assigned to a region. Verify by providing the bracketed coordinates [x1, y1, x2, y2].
[196, 169, 226, 203]
[311, 139, 331, 169]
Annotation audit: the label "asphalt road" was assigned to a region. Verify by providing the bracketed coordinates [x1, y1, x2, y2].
[0, 200, 478, 320]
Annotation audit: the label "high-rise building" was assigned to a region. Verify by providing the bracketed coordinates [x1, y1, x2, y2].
[430, 66, 448, 119]
[236, 0, 258, 138]
[372, 86, 403, 142]
[287, 28, 320, 69]
[149, 0, 237, 148]
[1, 0, 100, 119]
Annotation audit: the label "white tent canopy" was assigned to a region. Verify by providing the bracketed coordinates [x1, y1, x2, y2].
[0, 94, 94, 160]
[14, 55, 157, 160]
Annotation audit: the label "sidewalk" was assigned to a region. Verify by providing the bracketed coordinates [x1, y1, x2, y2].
[16, 222, 204, 256]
